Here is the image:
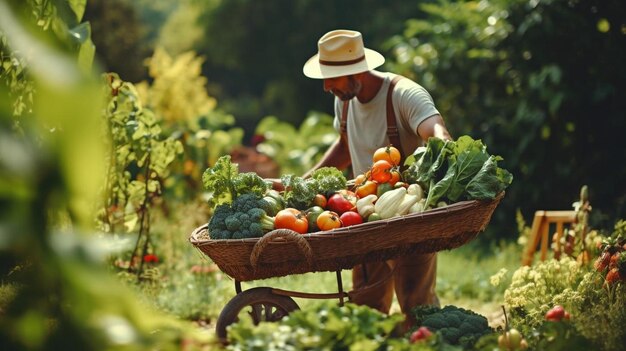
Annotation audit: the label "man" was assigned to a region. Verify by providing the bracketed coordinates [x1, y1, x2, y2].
[301, 29, 452, 329]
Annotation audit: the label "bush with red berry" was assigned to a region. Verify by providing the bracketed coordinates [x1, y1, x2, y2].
[593, 235, 626, 286]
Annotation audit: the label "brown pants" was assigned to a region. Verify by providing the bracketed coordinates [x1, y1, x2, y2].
[351, 252, 439, 329]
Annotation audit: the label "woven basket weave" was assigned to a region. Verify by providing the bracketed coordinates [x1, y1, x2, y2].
[190, 192, 504, 281]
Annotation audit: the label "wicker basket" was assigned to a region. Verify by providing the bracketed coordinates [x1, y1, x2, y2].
[190, 192, 504, 281]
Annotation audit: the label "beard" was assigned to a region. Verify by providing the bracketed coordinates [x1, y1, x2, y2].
[332, 76, 362, 101]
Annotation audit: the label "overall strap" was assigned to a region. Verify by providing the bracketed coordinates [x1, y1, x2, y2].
[386, 75, 404, 160]
[340, 76, 405, 158]
[340, 100, 350, 143]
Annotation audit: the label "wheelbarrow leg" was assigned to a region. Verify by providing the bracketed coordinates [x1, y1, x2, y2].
[336, 270, 345, 306]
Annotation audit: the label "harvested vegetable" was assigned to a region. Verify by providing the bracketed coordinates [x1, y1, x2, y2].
[280, 167, 347, 210]
[208, 193, 275, 239]
[403, 135, 512, 207]
[202, 155, 269, 209]
[374, 187, 407, 219]
[356, 194, 377, 218]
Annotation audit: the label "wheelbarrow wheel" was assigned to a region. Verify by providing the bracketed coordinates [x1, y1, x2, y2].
[216, 287, 300, 342]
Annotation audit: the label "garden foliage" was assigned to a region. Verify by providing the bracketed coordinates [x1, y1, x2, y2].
[0, 1, 212, 349]
[385, 0, 626, 235]
[502, 225, 626, 351]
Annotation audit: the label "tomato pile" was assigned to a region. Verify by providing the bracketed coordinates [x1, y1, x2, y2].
[355, 145, 404, 198]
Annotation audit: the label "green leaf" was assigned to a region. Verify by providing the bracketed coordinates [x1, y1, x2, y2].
[465, 155, 513, 200]
[77, 36, 95, 73]
[68, 0, 87, 21]
[233, 172, 269, 198]
[418, 139, 455, 191]
[426, 162, 456, 207]
[404, 137, 446, 188]
[446, 136, 490, 201]
[201, 155, 238, 207]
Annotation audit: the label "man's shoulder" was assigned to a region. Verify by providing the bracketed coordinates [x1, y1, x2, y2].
[390, 74, 425, 91]
[388, 75, 430, 101]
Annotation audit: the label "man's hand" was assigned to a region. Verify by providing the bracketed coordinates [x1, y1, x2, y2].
[417, 114, 452, 141]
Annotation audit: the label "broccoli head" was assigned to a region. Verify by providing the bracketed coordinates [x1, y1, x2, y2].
[411, 304, 493, 349]
[207, 194, 275, 239]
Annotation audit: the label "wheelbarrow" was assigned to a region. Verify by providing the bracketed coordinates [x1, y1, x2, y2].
[189, 192, 504, 341]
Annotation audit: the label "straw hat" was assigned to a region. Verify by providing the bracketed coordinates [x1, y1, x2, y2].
[303, 29, 385, 79]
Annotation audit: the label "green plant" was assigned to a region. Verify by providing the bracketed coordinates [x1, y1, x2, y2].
[226, 301, 405, 351]
[528, 320, 592, 351]
[1, 0, 95, 118]
[135, 47, 244, 198]
[566, 272, 626, 351]
[386, 0, 626, 239]
[0, 2, 214, 348]
[100, 73, 183, 277]
[255, 113, 338, 175]
[501, 217, 626, 351]
[502, 257, 586, 333]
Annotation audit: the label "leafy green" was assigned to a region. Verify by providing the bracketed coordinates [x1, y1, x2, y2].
[202, 155, 269, 209]
[280, 174, 317, 210]
[404, 137, 449, 189]
[278, 166, 347, 209]
[465, 155, 513, 200]
[447, 137, 491, 200]
[310, 167, 347, 197]
[404, 135, 513, 207]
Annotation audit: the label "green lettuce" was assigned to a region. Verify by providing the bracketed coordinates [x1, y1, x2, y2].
[202, 155, 269, 209]
[404, 135, 513, 207]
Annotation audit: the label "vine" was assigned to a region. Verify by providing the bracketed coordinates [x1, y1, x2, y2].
[101, 72, 182, 277]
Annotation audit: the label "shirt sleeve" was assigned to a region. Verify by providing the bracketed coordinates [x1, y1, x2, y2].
[395, 80, 440, 133]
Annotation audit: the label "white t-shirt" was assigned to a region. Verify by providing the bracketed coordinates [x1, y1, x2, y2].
[332, 71, 440, 175]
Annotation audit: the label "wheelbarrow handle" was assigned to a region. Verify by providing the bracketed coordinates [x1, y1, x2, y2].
[250, 229, 315, 270]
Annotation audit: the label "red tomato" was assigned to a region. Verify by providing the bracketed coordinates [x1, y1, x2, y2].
[317, 211, 342, 231]
[409, 327, 432, 344]
[274, 208, 309, 234]
[327, 191, 357, 214]
[355, 180, 378, 198]
[370, 159, 393, 183]
[312, 194, 327, 208]
[373, 145, 401, 166]
[388, 169, 401, 186]
[545, 305, 565, 321]
[340, 211, 363, 227]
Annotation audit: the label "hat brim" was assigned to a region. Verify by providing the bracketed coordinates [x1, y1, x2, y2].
[302, 48, 385, 79]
